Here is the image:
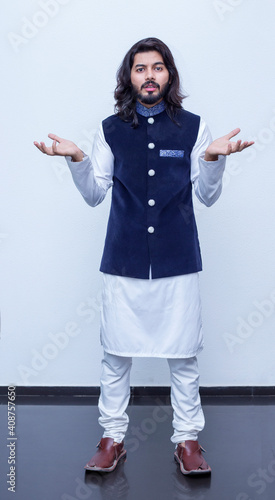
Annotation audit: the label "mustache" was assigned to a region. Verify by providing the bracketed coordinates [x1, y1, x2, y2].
[141, 81, 160, 90]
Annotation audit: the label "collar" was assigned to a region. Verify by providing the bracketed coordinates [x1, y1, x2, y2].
[136, 100, 166, 117]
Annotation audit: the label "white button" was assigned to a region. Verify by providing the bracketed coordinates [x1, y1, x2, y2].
[148, 117, 154, 124]
[148, 169, 155, 176]
[148, 226, 155, 233]
[148, 199, 155, 206]
[148, 143, 155, 149]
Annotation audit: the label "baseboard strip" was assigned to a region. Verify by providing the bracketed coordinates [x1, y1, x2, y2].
[1, 386, 275, 397]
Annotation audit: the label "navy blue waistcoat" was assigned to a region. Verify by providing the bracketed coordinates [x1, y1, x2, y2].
[99, 108, 202, 279]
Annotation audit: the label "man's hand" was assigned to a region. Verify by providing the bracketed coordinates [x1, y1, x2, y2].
[34, 134, 84, 162]
[204, 128, 254, 162]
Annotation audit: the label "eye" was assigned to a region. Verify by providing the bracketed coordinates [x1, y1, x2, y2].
[137, 68, 144, 72]
[155, 66, 163, 71]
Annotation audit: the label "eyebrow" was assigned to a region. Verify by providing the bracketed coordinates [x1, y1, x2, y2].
[134, 62, 165, 68]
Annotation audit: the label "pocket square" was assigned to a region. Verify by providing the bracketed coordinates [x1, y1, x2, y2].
[159, 150, 184, 158]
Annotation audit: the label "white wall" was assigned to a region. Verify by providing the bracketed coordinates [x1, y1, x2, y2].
[1, 0, 274, 387]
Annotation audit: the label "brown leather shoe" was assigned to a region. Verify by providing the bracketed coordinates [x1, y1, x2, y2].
[84, 438, 126, 472]
[174, 440, 211, 475]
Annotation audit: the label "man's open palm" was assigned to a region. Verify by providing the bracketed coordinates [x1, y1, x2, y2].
[34, 134, 82, 160]
[205, 128, 254, 161]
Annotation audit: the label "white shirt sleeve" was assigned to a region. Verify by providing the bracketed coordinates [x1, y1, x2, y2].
[65, 122, 114, 207]
[191, 118, 226, 207]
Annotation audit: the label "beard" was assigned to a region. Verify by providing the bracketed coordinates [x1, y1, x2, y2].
[132, 80, 170, 105]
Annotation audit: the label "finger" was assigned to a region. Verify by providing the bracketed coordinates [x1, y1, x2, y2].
[241, 141, 254, 150]
[52, 140, 58, 154]
[225, 128, 241, 140]
[239, 141, 249, 151]
[235, 139, 242, 151]
[226, 143, 232, 155]
[39, 141, 48, 153]
[40, 141, 53, 155]
[229, 140, 242, 153]
[34, 141, 43, 153]
[48, 133, 62, 143]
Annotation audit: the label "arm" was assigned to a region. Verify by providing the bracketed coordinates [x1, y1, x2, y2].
[65, 124, 114, 207]
[34, 124, 114, 207]
[191, 121, 254, 207]
[191, 119, 226, 207]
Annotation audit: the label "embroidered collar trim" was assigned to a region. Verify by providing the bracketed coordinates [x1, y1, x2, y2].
[136, 100, 166, 117]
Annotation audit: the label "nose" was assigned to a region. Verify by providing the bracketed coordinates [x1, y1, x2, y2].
[145, 67, 155, 80]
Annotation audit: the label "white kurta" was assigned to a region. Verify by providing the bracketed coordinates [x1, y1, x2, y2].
[66, 116, 226, 358]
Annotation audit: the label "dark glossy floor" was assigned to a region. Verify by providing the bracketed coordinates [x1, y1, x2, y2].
[1, 395, 275, 500]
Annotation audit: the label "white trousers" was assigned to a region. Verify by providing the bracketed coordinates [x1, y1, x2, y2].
[98, 351, 205, 444]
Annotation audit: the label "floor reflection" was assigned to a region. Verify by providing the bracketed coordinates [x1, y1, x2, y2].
[172, 467, 211, 500]
[1, 397, 275, 500]
[85, 461, 130, 500]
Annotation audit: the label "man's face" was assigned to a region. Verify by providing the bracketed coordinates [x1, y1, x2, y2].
[130, 51, 170, 107]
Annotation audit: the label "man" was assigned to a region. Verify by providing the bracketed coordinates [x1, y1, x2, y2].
[34, 37, 253, 475]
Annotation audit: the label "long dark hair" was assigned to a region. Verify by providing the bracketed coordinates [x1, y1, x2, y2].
[114, 37, 186, 127]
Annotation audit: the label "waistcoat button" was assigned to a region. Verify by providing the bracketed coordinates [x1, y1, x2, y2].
[148, 117, 154, 124]
[148, 169, 155, 176]
[148, 143, 155, 149]
[147, 226, 155, 233]
[148, 199, 155, 206]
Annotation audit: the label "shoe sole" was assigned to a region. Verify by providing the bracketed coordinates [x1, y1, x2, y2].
[85, 450, 127, 472]
[174, 453, 211, 476]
